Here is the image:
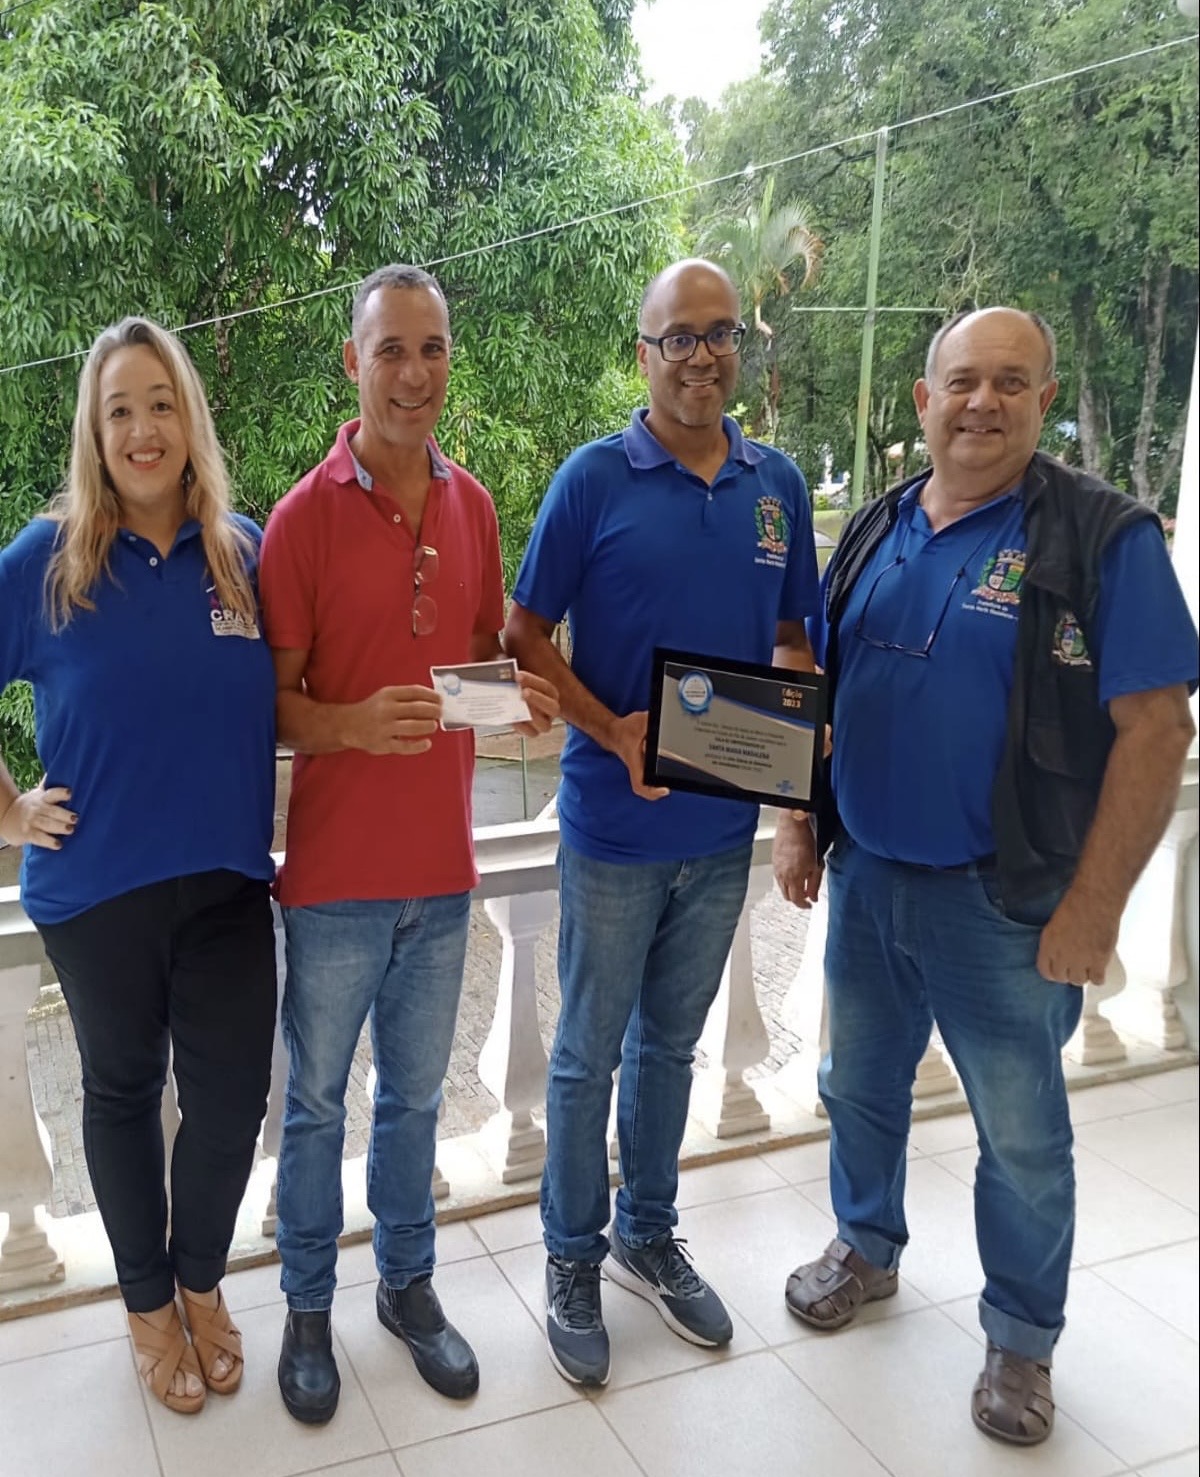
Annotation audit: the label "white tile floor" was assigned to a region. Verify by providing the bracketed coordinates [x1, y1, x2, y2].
[0, 1067, 1196, 1477]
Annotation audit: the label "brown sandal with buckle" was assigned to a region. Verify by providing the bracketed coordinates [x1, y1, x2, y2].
[784, 1237, 898, 1329]
[127, 1307, 206, 1414]
[971, 1342, 1054, 1446]
[179, 1286, 244, 1395]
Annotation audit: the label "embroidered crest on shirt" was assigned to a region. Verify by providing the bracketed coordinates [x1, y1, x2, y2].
[754, 496, 790, 569]
[1051, 610, 1092, 668]
[971, 548, 1025, 606]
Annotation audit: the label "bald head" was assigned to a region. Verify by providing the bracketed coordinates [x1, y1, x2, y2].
[636, 258, 743, 440]
[639, 259, 740, 333]
[925, 308, 1056, 387]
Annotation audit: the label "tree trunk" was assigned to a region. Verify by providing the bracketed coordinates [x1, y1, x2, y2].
[1073, 287, 1105, 475]
[1130, 253, 1172, 507]
[1151, 401, 1189, 516]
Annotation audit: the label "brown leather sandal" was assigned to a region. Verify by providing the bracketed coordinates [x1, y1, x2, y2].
[784, 1237, 898, 1329]
[971, 1342, 1054, 1446]
[179, 1286, 244, 1395]
[127, 1308, 206, 1414]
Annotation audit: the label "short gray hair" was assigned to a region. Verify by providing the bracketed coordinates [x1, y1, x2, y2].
[924, 309, 1057, 385]
[351, 264, 446, 341]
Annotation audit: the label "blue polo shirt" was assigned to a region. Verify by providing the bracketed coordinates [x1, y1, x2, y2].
[0, 516, 276, 923]
[816, 481, 1198, 866]
[514, 409, 820, 862]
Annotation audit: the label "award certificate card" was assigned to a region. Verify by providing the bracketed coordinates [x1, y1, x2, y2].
[430, 658, 532, 732]
[644, 647, 826, 810]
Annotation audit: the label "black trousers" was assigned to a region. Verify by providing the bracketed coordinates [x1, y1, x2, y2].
[38, 870, 277, 1312]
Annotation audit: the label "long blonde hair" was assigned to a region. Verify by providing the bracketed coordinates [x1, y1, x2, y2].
[44, 317, 256, 631]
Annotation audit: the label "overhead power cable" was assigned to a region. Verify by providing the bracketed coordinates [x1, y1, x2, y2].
[0, 0, 42, 22]
[0, 32, 1195, 378]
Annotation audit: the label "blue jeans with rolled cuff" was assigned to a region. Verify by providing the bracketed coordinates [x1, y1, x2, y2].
[820, 834, 1082, 1361]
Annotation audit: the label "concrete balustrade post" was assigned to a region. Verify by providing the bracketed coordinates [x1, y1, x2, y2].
[1065, 956, 1129, 1066]
[691, 863, 774, 1138]
[0, 964, 64, 1290]
[477, 892, 555, 1183]
[912, 1036, 959, 1098]
[1106, 796, 1199, 1052]
[261, 909, 290, 1236]
[772, 891, 829, 1116]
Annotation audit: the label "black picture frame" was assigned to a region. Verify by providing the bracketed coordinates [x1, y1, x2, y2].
[643, 646, 826, 811]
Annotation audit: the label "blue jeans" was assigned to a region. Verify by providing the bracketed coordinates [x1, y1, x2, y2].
[821, 835, 1083, 1361]
[275, 892, 470, 1310]
[542, 839, 753, 1264]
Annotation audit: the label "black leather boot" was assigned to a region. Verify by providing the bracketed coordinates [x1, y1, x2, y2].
[278, 1309, 340, 1424]
[376, 1276, 479, 1398]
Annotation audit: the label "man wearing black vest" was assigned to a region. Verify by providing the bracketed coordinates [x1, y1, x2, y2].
[774, 307, 1197, 1447]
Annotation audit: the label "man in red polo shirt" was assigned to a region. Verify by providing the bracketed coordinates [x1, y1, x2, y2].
[259, 265, 556, 1425]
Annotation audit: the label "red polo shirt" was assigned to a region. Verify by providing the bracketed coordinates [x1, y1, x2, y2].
[260, 421, 505, 905]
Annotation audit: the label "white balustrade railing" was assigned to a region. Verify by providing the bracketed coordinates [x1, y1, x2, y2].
[2, 758, 1197, 1307]
[693, 862, 774, 1138]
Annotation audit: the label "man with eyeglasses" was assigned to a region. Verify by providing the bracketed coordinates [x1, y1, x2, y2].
[505, 258, 820, 1387]
[258, 264, 557, 1424]
[775, 306, 1197, 1447]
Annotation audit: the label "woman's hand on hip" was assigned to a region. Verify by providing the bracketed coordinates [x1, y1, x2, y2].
[0, 779, 77, 849]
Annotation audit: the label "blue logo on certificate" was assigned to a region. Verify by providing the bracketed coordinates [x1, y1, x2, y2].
[677, 670, 713, 714]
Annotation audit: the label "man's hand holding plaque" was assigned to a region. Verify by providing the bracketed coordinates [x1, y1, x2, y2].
[643, 647, 826, 810]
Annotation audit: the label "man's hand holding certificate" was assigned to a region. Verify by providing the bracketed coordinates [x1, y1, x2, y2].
[430, 658, 534, 732]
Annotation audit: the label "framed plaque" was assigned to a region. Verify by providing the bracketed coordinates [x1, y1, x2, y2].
[644, 647, 826, 810]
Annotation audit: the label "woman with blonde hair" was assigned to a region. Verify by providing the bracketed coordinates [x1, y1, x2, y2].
[0, 317, 277, 1414]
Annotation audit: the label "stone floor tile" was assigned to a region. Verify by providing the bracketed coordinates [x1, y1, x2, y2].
[781, 1305, 1124, 1477]
[294, 1460, 400, 1477]
[1135, 1451, 1200, 1477]
[601, 1348, 889, 1477]
[1132, 1067, 1197, 1106]
[757, 1138, 833, 1184]
[222, 1258, 286, 1314]
[395, 1403, 642, 1477]
[1066, 1079, 1161, 1126]
[0, 1338, 162, 1477]
[465, 1198, 543, 1255]
[1075, 1104, 1199, 1214]
[673, 1152, 788, 1209]
[0, 1292, 126, 1365]
[1091, 1240, 1199, 1341]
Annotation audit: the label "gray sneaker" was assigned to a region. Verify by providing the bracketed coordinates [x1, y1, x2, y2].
[544, 1255, 610, 1387]
[606, 1228, 733, 1347]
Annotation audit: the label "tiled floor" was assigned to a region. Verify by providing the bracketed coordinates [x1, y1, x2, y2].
[1, 1068, 1196, 1477]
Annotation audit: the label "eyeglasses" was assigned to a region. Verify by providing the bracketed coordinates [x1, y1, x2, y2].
[412, 545, 438, 636]
[639, 323, 747, 362]
[853, 555, 968, 659]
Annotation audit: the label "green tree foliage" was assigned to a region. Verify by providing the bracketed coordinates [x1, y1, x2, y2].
[685, 0, 1198, 502]
[0, 0, 684, 777]
[0, 0, 684, 538]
